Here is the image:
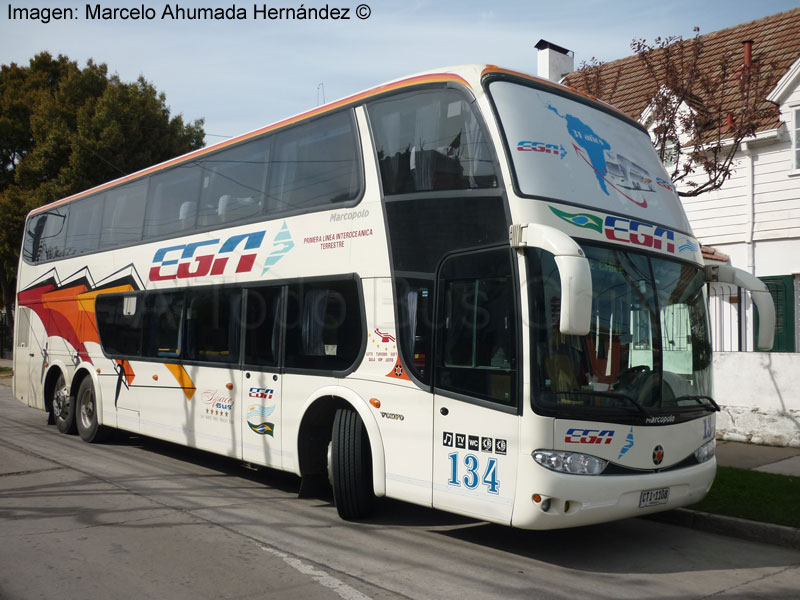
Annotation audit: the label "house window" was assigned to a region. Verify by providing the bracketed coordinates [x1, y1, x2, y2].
[755, 275, 796, 353]
[794, 107, 800, 171]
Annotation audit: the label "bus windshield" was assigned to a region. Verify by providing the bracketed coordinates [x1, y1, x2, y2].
[527, 244, 714, 424]
[488, 79, 692, 234]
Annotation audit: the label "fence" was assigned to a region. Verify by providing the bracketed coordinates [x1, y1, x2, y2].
[0, 311, 11, 359]
[707, 283, 752, 352]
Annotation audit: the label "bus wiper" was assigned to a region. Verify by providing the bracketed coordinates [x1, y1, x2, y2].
[674, 395, 720, 412]
[553, 390, 650, 417]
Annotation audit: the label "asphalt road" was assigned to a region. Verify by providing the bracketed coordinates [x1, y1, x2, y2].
[1, 378, 799, 600]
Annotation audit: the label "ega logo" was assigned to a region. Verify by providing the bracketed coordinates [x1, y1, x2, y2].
[149, 230, 265, 281]
[604, 216, 676, 254]
[517, 141, 567, 158]
[565, 428, 615, 444]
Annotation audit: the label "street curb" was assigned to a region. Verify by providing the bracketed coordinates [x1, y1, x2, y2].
[646, 508, 800, 551]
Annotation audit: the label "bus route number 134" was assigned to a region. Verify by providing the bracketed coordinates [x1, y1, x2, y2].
[447, 453, 500, 494]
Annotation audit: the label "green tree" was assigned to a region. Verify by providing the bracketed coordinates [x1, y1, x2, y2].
[0, 52, 205, 329]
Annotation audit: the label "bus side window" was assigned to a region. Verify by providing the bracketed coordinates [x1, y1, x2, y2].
[143, 163, 203, 240]
[243, 286, 283, 368]
[267, 110, 361, 214]
[95, 293, 145, 357]
[435, 248, 517, 406]
[101, 179, 148, 248]
[184, 288, 242, 364]
[24, 209, 68, 262]
[284, 278, 363, 372]
[367, 88, 497, 195]
[197, 137, 271, 228]
[143, 292, 185, 358]
[64, 194, 104, 256]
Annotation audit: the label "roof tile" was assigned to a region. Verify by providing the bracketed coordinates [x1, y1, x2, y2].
[563, 8, 800, 134]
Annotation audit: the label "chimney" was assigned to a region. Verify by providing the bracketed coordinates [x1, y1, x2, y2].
[743, 40, 753, 69]
[535, 39, 574, 83]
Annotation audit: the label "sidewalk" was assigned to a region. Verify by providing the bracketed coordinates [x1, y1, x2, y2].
[716, 439, 800, 476]
[649, 440, 800, 550]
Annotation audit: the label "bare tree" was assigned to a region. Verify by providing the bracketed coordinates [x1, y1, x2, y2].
[573, 28, 780, 197]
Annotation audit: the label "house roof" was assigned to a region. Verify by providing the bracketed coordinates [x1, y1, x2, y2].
[561, 8, 800, 134]
[701, 245, 730, 264]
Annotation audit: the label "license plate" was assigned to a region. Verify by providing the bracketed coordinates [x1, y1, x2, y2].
[639, 487, 670, 508]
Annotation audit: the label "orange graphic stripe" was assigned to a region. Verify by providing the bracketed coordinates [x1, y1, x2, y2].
[165, 363, 196, 401]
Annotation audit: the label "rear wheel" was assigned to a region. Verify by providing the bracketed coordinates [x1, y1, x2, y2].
[53, 373, 76, 434]
[331, 407, 374, 520]
[76, 377, 110, 443]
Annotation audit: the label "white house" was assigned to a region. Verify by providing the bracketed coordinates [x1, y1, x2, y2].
[542, 8, 800, 446]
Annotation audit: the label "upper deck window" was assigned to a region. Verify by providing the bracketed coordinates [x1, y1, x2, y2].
[488, 80, 692, 234]
[23, 208, 67, 263]
[100, 179, 148, 248]
[267, 110, 361, 211]
[367, 88, 497, 195]
[22, 109, 363, 265]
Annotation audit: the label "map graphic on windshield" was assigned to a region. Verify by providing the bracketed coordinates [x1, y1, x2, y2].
[548, 103, 651, 208]
[547, 103, 611, 195]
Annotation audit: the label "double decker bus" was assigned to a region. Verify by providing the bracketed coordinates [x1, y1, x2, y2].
[13, 65, 775, 528]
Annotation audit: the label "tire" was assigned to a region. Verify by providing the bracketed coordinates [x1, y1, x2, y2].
[331, 407, 374, 520]
[75, 377, 110, 443]
[53, 372, 77, 435]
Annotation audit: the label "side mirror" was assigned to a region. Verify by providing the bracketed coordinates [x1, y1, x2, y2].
[704, 263, 775, 350]
[510, 224, 592, 336]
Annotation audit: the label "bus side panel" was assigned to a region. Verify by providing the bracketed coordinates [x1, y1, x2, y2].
[186, 364, 243, 460]
[128, 361, 201, 448]
[353, 277, 434, 507]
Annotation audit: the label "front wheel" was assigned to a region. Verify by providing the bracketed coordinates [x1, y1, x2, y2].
[76, 377, 110, 443]
[330, 407, 374, 520]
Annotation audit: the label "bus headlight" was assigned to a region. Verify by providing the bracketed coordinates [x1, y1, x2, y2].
[694, 439, 716, 464]
[533, 450, 608, 475]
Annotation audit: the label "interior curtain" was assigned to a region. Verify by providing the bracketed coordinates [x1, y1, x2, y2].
[302, 289, 328, 356]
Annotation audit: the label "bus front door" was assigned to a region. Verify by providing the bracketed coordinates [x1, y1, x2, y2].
[431, 247, 520, 524]
[432, 396, 518, 524]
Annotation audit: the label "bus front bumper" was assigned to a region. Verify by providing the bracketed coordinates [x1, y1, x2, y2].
[511, 458, 716, 530]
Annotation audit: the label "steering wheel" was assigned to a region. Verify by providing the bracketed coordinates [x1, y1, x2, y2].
[618, 364, 650, 378]
[636, 371, 675, 408]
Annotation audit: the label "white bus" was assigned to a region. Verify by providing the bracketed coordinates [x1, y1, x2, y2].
[13, 65, 775, 529]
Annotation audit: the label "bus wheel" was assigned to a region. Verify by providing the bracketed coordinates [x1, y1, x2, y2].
[75, 378, 109, 443]
[53, 373, 77, 435]
[331, 407, 374, 520]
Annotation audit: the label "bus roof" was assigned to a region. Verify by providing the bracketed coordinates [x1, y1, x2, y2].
[29, 64, 636, 217]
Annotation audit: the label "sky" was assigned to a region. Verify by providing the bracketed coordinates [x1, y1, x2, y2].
[1, 0, 799, 145]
